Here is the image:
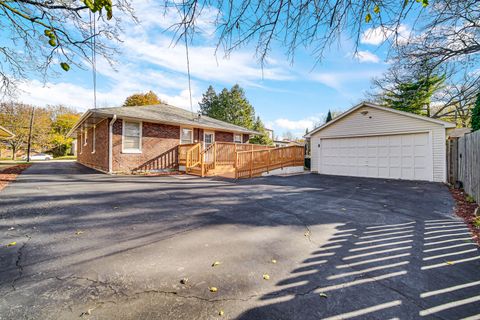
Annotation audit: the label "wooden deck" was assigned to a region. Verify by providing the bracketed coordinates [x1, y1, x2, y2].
[178, 142, 304, 179]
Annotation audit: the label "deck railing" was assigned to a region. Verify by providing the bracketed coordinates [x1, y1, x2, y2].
[201, 143, 216, 176]
[235, 145, 304, 178]
[179, 141, 297, 178]
[178, 143, 197, 166]
[133, 146, 179, 173]
[185, 143, 202, 174]
[215, 142, 237, 165]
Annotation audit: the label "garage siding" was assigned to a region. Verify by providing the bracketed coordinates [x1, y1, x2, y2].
[310, 106, 447, 182]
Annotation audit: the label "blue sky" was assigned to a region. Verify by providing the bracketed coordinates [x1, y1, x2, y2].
[14, 1, 410, 139]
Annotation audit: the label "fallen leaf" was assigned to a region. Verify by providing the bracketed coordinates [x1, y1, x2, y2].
[271, 259, 277, 264]
[209, 287, 218, 293]
[212, 261, 221, 267]
[304, 231, 310, 237]
[80, 308, 94, 317]
[180, 278, 188, 284]
[319, 292, 328, 298]
[218, 310, 224, 316]
[263, 274, 270, 280]
[75, 231, 84, 235]
[7, 242, 16, 247]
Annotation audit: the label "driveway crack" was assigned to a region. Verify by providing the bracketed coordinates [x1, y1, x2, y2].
[11, 234, 31, 291]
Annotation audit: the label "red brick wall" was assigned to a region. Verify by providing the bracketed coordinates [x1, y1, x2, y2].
[112, 120, 180, 173]
[77, 117, 251, 173]
[77, 119, 109, 172]
[215, 131, 234, 142]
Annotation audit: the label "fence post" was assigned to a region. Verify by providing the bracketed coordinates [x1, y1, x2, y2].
[235, 152, 239, 179]
[250, 150, 253, 178]
[267, 149, 270, 173]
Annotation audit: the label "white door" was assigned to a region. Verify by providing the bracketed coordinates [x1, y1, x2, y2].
[319, 133, 433, 181]
[203, 131, 215, 162]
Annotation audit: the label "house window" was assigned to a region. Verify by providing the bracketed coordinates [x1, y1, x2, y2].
[234, 134, 242, 143]
[84, 127, 88, 146]
[91, 125, 96, 154]
[180, 128, 193, 144]
[122, 120, 142, 153]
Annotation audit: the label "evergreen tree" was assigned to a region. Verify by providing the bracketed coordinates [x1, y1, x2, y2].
[472, 93, 480, 132]
[382, 74, 445, 116]
[198, 85, 218, 115]
[325, 110, 333, 123]
[249, 117, 273, 145]
[198, 84, 255, 129]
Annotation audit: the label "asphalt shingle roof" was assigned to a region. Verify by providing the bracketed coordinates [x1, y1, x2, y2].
[92, 104, 259, 134]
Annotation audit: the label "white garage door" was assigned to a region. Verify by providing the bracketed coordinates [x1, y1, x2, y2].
[319, 133, 433, 181]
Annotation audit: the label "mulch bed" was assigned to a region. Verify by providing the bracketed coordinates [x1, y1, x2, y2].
[0, 164, 31, 191]
[450, 188, 480, 246]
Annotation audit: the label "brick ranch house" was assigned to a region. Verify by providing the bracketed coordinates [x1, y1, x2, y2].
[67, 104, 259, 174]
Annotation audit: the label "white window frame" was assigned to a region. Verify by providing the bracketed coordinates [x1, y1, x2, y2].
[234, 133, 242, 143]
[122, 120, 142, 154]
[91, 125, 96, 154]
[180, 127, 194, 144]
[84, 126, 88, 146]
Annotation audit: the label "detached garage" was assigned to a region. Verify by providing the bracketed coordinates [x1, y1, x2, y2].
[306, 102, 456, 182]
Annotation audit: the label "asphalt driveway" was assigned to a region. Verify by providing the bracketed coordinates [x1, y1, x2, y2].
[0, 162, 479, 319]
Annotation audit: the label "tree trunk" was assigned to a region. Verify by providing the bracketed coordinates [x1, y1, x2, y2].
[11, 145, 16, 160]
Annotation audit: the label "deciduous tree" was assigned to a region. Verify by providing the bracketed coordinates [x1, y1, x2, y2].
[123, 91, 163, 107]
[1, 0, 133, 96]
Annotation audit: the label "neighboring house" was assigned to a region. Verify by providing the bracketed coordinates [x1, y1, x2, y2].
[0, 125, 14, 140]
[67, 104, 257, 173]
[273, 139, 303, 148]
[265, 128, 274, 140]
[305, 102, 456, 183]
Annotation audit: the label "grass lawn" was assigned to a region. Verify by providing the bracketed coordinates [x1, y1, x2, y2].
[0, 160, 28, 170]
[54, 155, 77, 160]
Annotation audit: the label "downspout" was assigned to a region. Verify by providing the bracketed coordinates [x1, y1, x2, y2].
[108, 115, 117, 174]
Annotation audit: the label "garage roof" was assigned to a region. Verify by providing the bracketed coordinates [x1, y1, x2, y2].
[305, 102, 456, 138]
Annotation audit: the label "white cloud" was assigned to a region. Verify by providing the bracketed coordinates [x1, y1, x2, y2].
[354, 50, 380, 63]
[16, 78, 201, 112]
[274, 116, 322, 131]
[310, 70, 384, 92]
[361, 25, 410, 45]
[121, 35, 294, 85]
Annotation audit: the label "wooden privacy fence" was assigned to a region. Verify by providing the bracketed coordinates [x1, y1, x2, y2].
[447, 130, 480, 202]
[236, 145, 304, 178]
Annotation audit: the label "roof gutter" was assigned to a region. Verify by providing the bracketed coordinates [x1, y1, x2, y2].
[66, 110, 93, 138]
[108, 115, 117, 174]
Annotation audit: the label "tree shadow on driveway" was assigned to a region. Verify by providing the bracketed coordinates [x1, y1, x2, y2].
[0, 162, 479, 319]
